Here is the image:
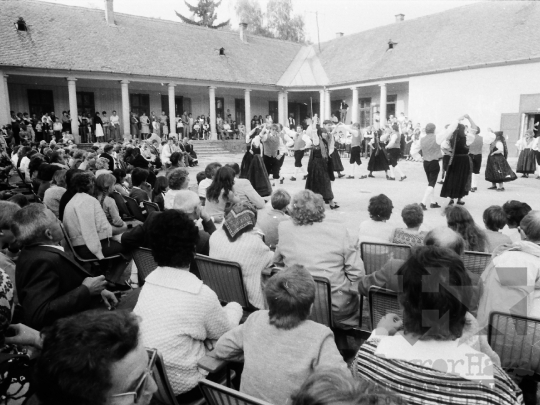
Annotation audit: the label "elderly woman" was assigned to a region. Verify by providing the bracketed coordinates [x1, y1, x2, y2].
[390, 203, 426, 247]
[204, 166, 241, 223]
[358, 194, 395, 244]
[94, 157, 112, 178]
[134, 210, 242, 399]
[63, 172, 126, 260]
[445, 205, 488, 252]
[209, 202, 273, 309]
[43, 169, 67, 218]
[353, 246, 521, 405]
[215, 266, 347, 404]
[274, 190, 364, 328]
[164, 168, 190, 209]
[483, 205, 512, 252]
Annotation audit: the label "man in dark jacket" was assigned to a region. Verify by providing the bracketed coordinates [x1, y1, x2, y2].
[99, 144, 115, 171]
[12, 204, 118, 330]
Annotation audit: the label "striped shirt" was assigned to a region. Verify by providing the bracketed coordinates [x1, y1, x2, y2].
[354, 338, 523, 405]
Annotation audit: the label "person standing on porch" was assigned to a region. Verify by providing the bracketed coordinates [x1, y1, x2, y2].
[418, 123, 443, 210]
[140, 112, 150, 140]
[130, 112, 139, 139]
[94, 112, 104, 142]
[110, 111, 120, 141]
[288, 114, 295, 130]
[101, 111, 110, 141]
[336, 123, 366, 180]
[181, 111, 189, 138]
[160, 111, 169, 137]
[339, 100, 348, 123]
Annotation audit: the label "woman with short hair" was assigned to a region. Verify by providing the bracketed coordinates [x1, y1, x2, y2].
[43, 169, 67, 218]
[358, 194, 395, 244]
[94, 157, 112, 178]
[391, 203, 426, 247]
[445, 205, 488, 252]
[483, 205, 512, 252]
[214, 266, 347, 405]
[163, 168, 190, 210]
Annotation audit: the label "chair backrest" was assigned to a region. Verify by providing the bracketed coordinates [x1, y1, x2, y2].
[143, 200, 160, 214]
[195, 254, 251, 309]
[125, 196, 147, 222]
[60, 223, 94, 263]
[360, 242, 412, 275]
[200, 379, 273, 405]
[148, 348, 180, 405]
[132, 247, 158, 286]
[368, 286, 401, 331]
[462, 251, 492, 276]
[110, 191, 132, 219]
[488, 312, 540, 376]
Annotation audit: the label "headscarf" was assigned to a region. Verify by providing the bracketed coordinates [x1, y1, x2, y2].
[223, 203, 257, 242]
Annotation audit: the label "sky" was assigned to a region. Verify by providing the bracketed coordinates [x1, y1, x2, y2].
[38, 0, 482, 43]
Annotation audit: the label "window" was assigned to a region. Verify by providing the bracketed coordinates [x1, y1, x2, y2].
[160, 95, 183, 117]
[359, 97, 371, 128]
[387, 95, 397, 119]
[235, 99, 245, 125]
[76, 91, 95, 117]
[27, 89, 54, 117]
[131, 93, 150, 117]
[268, 101, 278, 123]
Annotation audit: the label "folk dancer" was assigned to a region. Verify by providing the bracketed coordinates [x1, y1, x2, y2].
[290, 125, 312, 181]
[418, 123, 442, 210]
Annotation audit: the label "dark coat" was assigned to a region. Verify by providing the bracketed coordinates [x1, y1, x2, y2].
[100, 152, 115, 171]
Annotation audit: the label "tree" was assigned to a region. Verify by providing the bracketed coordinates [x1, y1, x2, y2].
[176, 0, 230, 29]
[235, 0, 273, 38]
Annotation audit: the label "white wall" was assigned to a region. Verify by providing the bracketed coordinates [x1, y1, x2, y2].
[408, 62, 540, 131]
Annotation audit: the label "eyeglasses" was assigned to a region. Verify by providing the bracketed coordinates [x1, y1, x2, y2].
[111, 348, 157, 404]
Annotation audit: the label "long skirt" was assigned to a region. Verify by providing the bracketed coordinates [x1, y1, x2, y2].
[516, 149, 537, 174]
[485, 154, 517, 183]
[331, 150, 344, 172]
[306, 149, 334, 202]
[367, 147, 390, 172]
[440, 154, 472, 199]
[240, 150, 254, 178]
[247, 155, 272, 197]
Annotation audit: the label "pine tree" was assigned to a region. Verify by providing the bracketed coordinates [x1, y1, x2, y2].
[175, 0, 230, 29]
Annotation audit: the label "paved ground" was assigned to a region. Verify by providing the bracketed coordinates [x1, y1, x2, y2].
[188, 153, 539, 235]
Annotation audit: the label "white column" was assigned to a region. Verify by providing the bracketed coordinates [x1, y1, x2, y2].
[120, 80, 130, 139]
[379, 83, 387, 128]
[244, 89, 251, 135]
[209, 86, 217, 140]
[278, 91, 284, 126]
[0, 73, 10, 128]
[283, 91, 288, 126]
[168, 83, 176, 139]
[325, 89, 331, 121]
[351, 87, 359, 124]
[319, 90, 325, 121]
[66, 77, 79, 142]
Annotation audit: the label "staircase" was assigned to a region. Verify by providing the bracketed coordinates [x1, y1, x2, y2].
[191, 140, 245, 159]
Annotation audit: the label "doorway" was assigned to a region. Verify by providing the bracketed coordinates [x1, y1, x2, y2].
[235, 99, 245, 125]
[526, 113, 540, 137]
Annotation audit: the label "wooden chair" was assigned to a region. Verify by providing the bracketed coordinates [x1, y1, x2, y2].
[199, 379, 273, 405]
[462, 251, 492, 276]
[360, 242, 412, 275]
[124, 196, 147, 222]
[143, 201, 160, 214]
[368, 286, 401, 331]
[488, 312, 540, 379]
[132, 247, 158, 286]
[110, 191, 133, 220]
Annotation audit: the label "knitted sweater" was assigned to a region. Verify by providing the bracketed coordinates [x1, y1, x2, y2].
[63, 193, 112, 260]
[215, 311, 347, 405]
[134, 267, 242, 395]
[209, 229, 273, 309]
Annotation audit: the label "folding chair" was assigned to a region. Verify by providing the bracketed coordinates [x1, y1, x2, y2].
[368, 286, 401, 331]
[462, 251, 492, 276]
[143, 200, 160, 214]
[125, 196, 147, 222]
[132, 247, 158, 286]
[199, 379, 273, 405]
[360, 242, 412, 275]
[110, 191, 133, 220]
[488, 312, 540, 379]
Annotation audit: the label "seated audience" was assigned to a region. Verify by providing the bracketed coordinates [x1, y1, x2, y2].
[94, 157, 112, 178]
[58, 168, 83, 221]
[390, 203, 426, 247]
[63, 172, 125, 260]
[99, 144, 115, 171]
[12, 204, 117, 330]
[445, 205, 488, 252]
[210, 202, 273, 309]
[256, 189, 291, 249]
[49, 151, 68, 169]
[483, 205, 512, 252]
[7, 194, 28, 208]
[225, 163, 265, 209]
[129, 167, 150, 204]
[353, 246, 523, 405]
[134, 210, 242, 398]
[43, 169, 67, 218]
[112, 168, 129, 197]
[0, 201, 19, 298]
[198, 162, 222, 204]
[204, 166, 240, 223]
[34, 310, 157, 405]
[502, 200, 532, 242]
[36, 163, 61, 200]
[274, 190, 364, 328]
[95, 173, 127, 233]
[358, 194, 395, 243]
[151, 175, 168, 211]
[68, 149, 85, 169]
[215, 266, 347, 404]
[163, 168, 190, 209]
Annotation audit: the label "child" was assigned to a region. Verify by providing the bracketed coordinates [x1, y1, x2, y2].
[52, 118, 62, 142]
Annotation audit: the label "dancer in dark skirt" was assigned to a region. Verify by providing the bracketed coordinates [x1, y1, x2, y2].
[240, 126, 260, 178]
[516, 130, 537, 177]
[485, 130, 516, 191]
[305, 119, 338, 209]
[439, 121, 473, 205]
[241, 127, 272, 197]
[367, 128, 390, 178]
[321, 120, 344, 178]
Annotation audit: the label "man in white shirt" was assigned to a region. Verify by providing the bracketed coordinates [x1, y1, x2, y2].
[160, 137, 177, 166]
[110, 111, 121, 141]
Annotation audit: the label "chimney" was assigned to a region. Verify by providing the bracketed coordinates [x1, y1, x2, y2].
[104, 0, 115, 25]
[336, 32, 344, 38]
[239, 22, 248, 43]
[395, 13, 405, 22]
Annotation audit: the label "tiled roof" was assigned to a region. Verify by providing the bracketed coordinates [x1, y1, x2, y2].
[0, 0, 302, 86]
[318, 1, 540, 86]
